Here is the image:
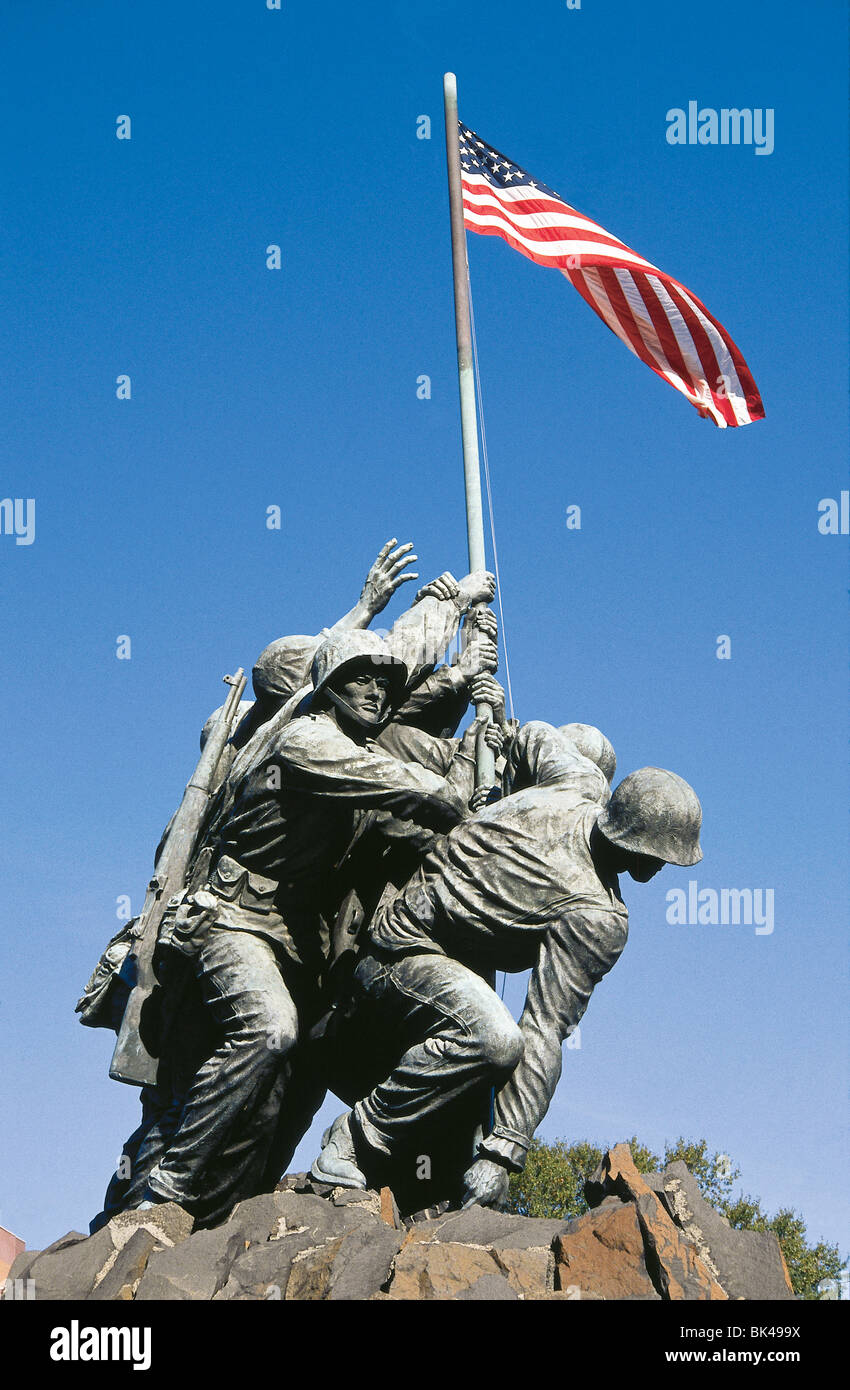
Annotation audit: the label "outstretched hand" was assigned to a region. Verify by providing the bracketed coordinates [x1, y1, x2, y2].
[461, 1158, 511, 1210]
[360, 539, 419, 616]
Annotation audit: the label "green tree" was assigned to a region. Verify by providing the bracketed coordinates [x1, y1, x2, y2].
[507, 1134, 846, 1300]
[721, 1197, 847, 1301]
[661, 1136, 740, 1211]
[509, 1135, 659, 1222]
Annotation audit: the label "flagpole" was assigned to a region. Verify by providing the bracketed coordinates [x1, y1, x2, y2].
[443, 71, 496, 790]
[445, 74, 505, 1174]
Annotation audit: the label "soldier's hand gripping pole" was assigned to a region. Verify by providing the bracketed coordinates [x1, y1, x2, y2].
[109, 669, 247, 1086]
[468, 609, 497, 790]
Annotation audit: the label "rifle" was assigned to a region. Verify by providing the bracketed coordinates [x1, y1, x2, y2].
[109, 669, 248, 1087]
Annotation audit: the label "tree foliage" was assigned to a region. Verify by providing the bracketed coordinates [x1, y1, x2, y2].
[507, 1135, 846, 1300]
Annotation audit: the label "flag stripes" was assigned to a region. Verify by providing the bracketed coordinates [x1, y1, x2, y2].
[458, 123, 764, 427]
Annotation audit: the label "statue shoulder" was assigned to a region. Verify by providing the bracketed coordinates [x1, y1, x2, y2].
[266, 712, 342, 756]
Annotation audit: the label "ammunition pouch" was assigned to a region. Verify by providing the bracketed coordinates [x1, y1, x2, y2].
[75, 919, 139, 1032]
[158, 855, 282, 961]
[209, 855, 279, 914]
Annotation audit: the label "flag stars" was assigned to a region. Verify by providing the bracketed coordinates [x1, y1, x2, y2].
[460, 123, 554, 194]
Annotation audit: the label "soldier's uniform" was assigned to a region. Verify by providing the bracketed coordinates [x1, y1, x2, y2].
[91, 575, 490, 1228]
[193, 589, 477, 876]
[135, 695, 468, 1224]
[347, 723, 625, 1175]
[316, 726, 701, 1199]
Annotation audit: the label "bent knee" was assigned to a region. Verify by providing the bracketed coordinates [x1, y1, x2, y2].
[243, 993, 299, 1059]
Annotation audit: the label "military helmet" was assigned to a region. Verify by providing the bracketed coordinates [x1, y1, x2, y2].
[253, 635, 319, 700]
[310, 629, 409, 706]
[597, 767, 703, 865]
[559, 723, 617, 783]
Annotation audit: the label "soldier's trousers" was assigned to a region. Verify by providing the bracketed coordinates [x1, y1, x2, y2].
[350, 951, 523, 1161]
[142, 928, 323, 1222]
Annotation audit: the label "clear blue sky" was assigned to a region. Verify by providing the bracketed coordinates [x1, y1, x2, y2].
[1, 0, 847, 1257]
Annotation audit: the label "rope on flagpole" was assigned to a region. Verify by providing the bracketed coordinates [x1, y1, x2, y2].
[467, 268, 516, 725]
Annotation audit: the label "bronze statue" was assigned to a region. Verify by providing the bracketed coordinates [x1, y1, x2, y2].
[83, 539, 703, 1229]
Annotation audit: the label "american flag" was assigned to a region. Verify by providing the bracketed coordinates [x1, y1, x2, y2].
[458, 124, 764, 428]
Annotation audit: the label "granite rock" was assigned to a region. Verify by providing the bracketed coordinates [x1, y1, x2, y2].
[22, 1148, 795, 1301]
[660, 1160, 794, 1300]
[553, 1200, 660, 1300]
[585, 1144, 727, 1300]
[384, 1242, 507, 1300]
[90, 1228, 160, 1301]
[25, 1224, 118, 1301]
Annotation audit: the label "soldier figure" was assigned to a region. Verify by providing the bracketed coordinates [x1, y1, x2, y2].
[108, 622, 499, 1225]
[89, 545, 498, 1227]
[311, 721, 703, 1210]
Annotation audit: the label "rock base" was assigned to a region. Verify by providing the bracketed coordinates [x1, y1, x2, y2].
[3, 1145, 795, 1301]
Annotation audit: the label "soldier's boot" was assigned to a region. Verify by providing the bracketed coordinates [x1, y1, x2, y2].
[135, 1186, 169, 1210]
[311, 1112, 367, 1189]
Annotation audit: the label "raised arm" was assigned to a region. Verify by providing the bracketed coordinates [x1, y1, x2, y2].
[392, 622, 500, 737]
[385, 570, 497, 690]
[503, 721, 609, 801]
[246, 540, 421, 721]
[329, 538, 421, 634]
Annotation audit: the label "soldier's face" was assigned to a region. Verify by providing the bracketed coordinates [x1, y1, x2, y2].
[593, 824, 665, 882]
[336, 670, 391, 724]
[625, 852, 665, 882]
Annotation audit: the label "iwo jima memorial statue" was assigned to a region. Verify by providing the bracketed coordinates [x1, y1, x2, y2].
[77, 78, 764, 1239]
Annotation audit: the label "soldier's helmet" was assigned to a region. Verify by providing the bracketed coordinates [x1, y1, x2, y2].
[559, 723, 617, 784]
[310, 630, 409, 706]
[597, 767, 703, 865]
[253, 635, 319, 701]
